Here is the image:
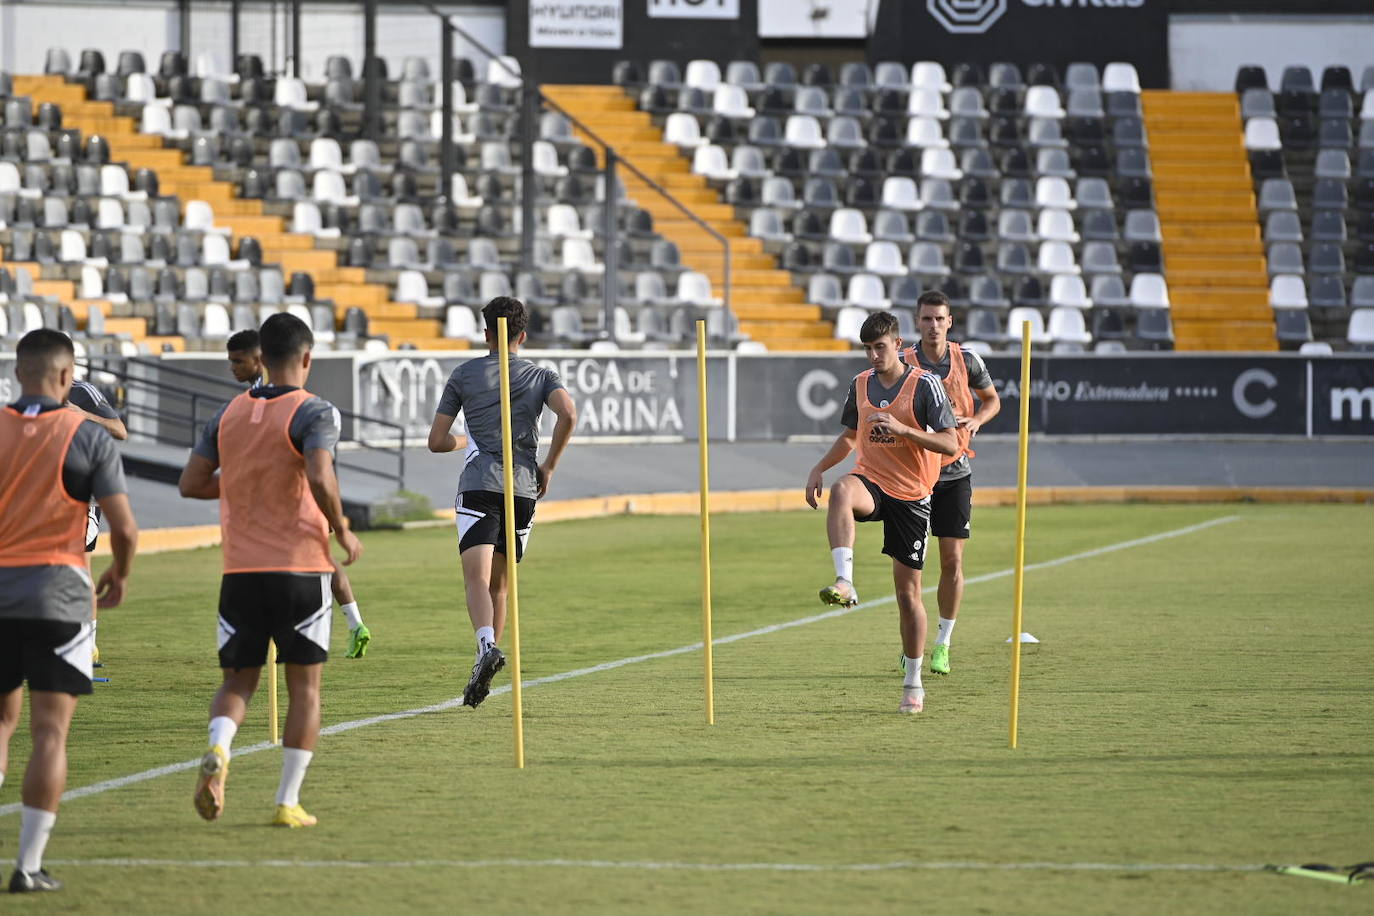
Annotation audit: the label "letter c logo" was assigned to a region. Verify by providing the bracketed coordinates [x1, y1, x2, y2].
[1232, 368, 1277, 419]
[798, 370, 840, 421]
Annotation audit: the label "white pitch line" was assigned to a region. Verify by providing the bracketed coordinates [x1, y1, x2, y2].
[42, 857, 1265, 875]
[0, 514, 1239, 819]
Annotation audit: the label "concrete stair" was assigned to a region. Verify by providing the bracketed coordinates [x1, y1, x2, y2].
[1142, 91, 1276, 352]
[12, 74, 459, 350]
[543, 85, 845, 352]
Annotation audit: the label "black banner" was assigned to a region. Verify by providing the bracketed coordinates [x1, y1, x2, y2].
[1310, 359, 1374, 437]
[508, 0, 760, 86]
[868, 0, 1169, 90]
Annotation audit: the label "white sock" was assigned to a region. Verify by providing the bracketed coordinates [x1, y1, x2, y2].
[475, 625, 495, 657]
[936, 617, 956, 647]
[208, 716, 238, 755]
[0, 771, 5, 790]
[903, 656, 923, 689]
[831, 547, 853, 582]
[340, 602, 363, 629]
[17, 806, 56, 873]
[275, 747, 313, 807]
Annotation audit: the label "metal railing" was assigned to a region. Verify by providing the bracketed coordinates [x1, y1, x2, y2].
[408, 5, 734, 341]
[85, 356, 408, 491]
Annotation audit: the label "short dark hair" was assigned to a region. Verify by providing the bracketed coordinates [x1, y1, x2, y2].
[226, 329, 260, 353]
[916, 290, 951, 313]
[482, 296, 528, 341]
[859, 311, 901, 344]
[259, 313, 314, 369]
[15, 328, 75, 377]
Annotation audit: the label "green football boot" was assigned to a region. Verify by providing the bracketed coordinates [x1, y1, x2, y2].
[930, 643, 950, 675]
[346, 624, 371, 659]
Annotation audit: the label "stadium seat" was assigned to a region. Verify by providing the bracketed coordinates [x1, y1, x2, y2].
[1130, 274, 1170, 309]
[1269, 275, 1308, 309]
[1346, 309, 1374, 350]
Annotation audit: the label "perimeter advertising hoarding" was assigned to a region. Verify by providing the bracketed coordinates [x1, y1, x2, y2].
[736, 354, 1316, 438]
[508, 0, 758, 85]
[1310, 358, 1374, 436]
[352, 351, 731, 442]
[868, 0, 1169, 90]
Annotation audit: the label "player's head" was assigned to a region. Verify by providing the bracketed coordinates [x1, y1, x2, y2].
[258, 313, 314, 377]
[858, 311, 903, 371]
[15, 329, 76, 401]
[226, 328, 263, 384]
[916, 291, 952, 346]
[482, 296, 528, 349]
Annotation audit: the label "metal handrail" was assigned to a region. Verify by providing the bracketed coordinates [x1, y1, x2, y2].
[423, 7, 734, 326]
[87, 356, 408, 489]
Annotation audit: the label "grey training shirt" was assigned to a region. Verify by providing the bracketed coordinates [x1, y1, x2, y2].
[0, 395, 128, 623]
[840, 367, 957, 439]
[436, 354, 565, 500]
[907, 344, 994, 482]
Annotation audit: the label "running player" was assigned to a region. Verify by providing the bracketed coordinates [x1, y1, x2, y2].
[226, 329, 371, 658]
[180, 313, 362, 828]
[1, 330, 138, 893]
[804, 311, 958, 714]
[905, 291, 1000, 675]
[426, 297, 576, 708]
[65, 376, 127, 668]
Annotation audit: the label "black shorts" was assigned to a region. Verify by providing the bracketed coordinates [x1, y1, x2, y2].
[455, 490, 536, 562]
[85, 503, 101, 553]
[0, 619, 95, 696]
[218, 572, 332, 669]
[930, 475, 973, 539]
[854, 474, 932, 571]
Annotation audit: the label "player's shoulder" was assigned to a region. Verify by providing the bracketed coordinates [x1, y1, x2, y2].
[69, 379, 106, 404]
[914, 369, 947, 400]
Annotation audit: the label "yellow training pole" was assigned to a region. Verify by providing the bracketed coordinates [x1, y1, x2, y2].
[497, 317, 525, 769]
[1009, 319, 1032, 749]
[267, 639, 279, 745]
[696, 320, 715, 725]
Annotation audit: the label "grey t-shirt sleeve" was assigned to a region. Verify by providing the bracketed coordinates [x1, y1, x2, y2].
[436, 370, 463, 416]
[541, 366, 566, 403]
[840, 378, 858, 430]
[63, 421, 127, 502]
[191, 401, 232, 464]
[914, 374, 957, 431]
[964, 349, 993, 391]
[291, 397, 341, 455]
[67, 380, 120, 420]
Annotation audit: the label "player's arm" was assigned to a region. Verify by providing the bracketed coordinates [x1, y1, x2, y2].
[69, 405, 128, 440]
[806, 380, 861, 508]
[427, 411, 460, 453]
[962, 353, 1001, 437]
[93, 492, 138, 608]
[537, 388, 577, 499]
[305, 448, 362, 565]
[869, 376, 959, 456]
[179, 453, 220, 499]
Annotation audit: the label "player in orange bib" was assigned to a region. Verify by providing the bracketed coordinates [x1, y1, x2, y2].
[179, 313, 362, 828]
[805, 312, 959, 714]
[904, 291, 1000, 676]
[0, 330, 138, 893]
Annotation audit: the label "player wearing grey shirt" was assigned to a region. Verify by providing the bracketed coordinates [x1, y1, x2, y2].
[903, 291, 1002, 677]
[427, 297, 577, 710]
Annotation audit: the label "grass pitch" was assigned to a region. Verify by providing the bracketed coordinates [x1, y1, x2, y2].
[1, 503, 1371, 914]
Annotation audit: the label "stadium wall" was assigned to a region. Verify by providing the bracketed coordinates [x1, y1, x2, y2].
[16, 352, 1369, 445]
[0, 1, 504, 80]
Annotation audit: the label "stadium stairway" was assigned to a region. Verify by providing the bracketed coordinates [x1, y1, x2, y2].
[541, 85, 844, 351]
[1141, 91, 1276, 352]
[11, 75, 453, 350]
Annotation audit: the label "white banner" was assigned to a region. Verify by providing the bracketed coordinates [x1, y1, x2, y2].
[530, 0, 624, 49]
[647, 0, 739, 20]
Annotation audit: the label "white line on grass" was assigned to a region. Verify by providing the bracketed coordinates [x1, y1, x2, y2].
[43, 857, 1265, 874]
[0, 514, 1238, 820]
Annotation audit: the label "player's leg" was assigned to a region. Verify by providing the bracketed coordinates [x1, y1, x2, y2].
[86, 504, 101, 667]
[0, 624, 20, 782]
[11, 689, 77, 892]
[332, 559, 370, 659]
[930, 476, 971, 675]
[196, 574, 267, 822]
[0, 687, 19, 790]
[273, 662, 322, 827]
[893, 562, 928, 714]
[486, 496, 533, 646]
[461, 545, 507, 709]
[270, 573, 331, 827]
[820, 474, 878, 608]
